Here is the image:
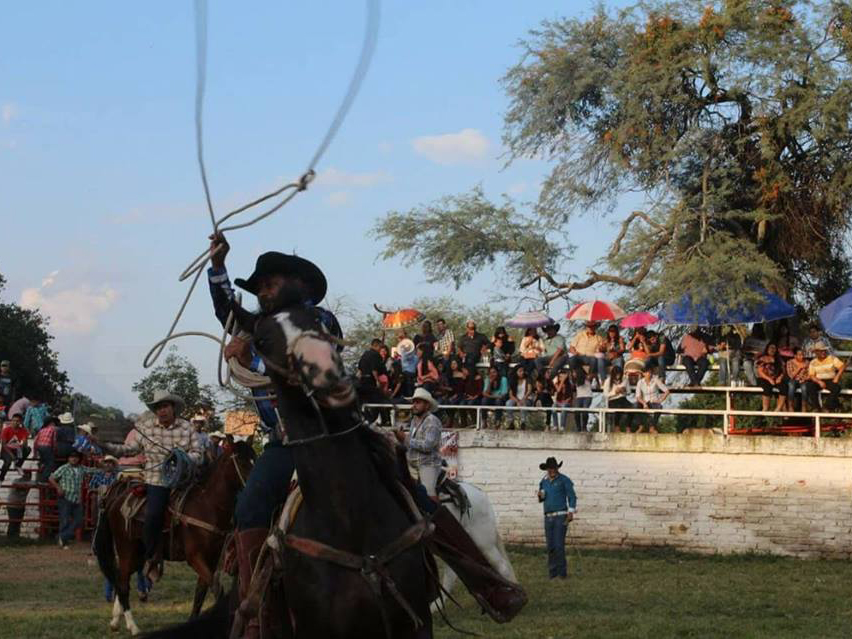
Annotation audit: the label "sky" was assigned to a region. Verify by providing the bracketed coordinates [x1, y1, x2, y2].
[0, 1, 636, 412]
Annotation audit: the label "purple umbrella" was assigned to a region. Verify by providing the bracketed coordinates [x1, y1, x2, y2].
[505, 310, 555, 329]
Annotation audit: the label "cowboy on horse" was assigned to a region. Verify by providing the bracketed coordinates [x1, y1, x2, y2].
[93, 389, 205, 582]
[208, 233, 525, 638]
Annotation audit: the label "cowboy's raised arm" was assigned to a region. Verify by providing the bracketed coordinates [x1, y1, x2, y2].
[207, 233, 237, 330]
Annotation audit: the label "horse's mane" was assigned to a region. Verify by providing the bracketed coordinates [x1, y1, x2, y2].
[357, 425, 418, 519]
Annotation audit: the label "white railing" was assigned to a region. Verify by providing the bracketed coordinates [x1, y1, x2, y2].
[362, 402, 852, 439]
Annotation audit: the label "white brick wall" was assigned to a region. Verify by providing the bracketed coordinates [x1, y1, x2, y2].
[456, 431, 852, 558]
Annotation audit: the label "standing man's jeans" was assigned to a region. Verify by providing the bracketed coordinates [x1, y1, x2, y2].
[0, 445, 30, 482]
[57, 497, 83, 543]
[717, 351, 741, 386]
[568, 355, 606, 380]
[743, 358, 758, 386]
[806, 380, 841, 411]
[481, 396, 506, 425]
[143, 485, 171, 560]
[681, 356, 709, 386]
[645, 402, 663, 428]
[544, 513, 569, 578]
[535, 354, 569, 373]
[37, 445, 56, 483]
[573, 397, 592, 431]
[787, 380, 805, 409]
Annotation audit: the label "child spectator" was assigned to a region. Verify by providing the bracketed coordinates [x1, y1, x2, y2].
[48, 449, 100, 548]
[635, 362, 670, 433]
[531, 376, 554, 430]
[552, 370, 574, 432]
[460, 365, 483, 428]
[74, 423, 104, 455]
[0, 413, 31, 482]
[6, 469, 32, 537]
[603, 366, 634, 432]
[571, 366, 593, 432]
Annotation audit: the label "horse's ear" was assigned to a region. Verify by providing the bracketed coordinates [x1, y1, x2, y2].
[231, 300, 259, 333]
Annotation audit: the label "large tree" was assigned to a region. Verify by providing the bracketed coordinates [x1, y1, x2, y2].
[374, 0, 852, 315]
[132, 347, 218, 419]
[0, 273, 70, 403]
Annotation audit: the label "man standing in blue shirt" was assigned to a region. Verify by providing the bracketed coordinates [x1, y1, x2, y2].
[537, 456, 577, 579]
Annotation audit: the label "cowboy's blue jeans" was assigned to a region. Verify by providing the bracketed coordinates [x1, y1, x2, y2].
[235, 442, 295, 530]
[544, 514, 568, 577]
[143, 485, 170, 560]
[58, 497, 82, 543]
[568, 355, 607, 380]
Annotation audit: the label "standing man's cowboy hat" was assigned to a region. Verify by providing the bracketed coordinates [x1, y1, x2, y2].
[539, 457, 563, 470]
[234, 251, 327, 305]
[58, 412, 75, 425]
[813, 341, 830, 352]
[405, 387, 439, 412]
[78, 423, 98, 435]
[146, 389, 186, 415]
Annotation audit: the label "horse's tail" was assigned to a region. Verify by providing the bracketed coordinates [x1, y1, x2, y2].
[93, 508, 118, 587]
[140, 580, 235, 639]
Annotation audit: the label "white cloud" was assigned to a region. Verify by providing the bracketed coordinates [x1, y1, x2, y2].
[2, 102, 18, 124]
[20, 273, 118, 334]
[507, 182, 527, 196]
[314, 168, 392, 189]
[325, 191, 352, 207]
[411, 128, 490, 165]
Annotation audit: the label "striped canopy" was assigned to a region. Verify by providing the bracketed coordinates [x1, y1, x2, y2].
[566, 300, 626, 322]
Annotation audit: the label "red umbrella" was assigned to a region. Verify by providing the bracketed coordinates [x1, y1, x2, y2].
[565, 300, 626, 322]
[374, 304, 425, 329]
[620, 311, 659, 328]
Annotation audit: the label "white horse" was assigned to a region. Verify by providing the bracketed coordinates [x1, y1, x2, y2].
[434, 481, 516, 604]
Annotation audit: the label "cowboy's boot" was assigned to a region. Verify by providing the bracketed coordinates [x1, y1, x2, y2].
[428, 505, 527, 623]
[234, 528, 268, 639]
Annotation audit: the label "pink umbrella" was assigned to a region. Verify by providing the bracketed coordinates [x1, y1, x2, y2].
[565, 300, 626, 322]
[620, 311, 659, 328]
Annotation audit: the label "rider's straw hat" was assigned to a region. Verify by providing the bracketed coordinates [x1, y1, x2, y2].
[405, 387, 439, 412]
[146, 389, 186, 415]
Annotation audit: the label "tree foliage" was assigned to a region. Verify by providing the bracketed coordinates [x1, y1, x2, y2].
[374, 0, 852, 315]
[67, 392, 125, 422]
[0, 273, 70, 404]
[132, 347, 218, 419]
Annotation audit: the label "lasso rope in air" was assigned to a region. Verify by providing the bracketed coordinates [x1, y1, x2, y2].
[142, 0, 381, 404]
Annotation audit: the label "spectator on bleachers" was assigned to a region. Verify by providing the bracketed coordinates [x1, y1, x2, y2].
[444, 359, 467, 428]
[0, 360, 18, 409]
[520, 328, 543, 374]
[413, 320, 437, 358]
[491, 334, 510, 377]
[531, 376, 554, 430]
[395, 331, 418, 397]
[742, 324, 768, 386]
[774, 320, 799, 360]
[415, 344, 440, 393]
[603, 324, 626, 372]
[571, 365, 593, 432]
[74, 423, 103, 455]
[636, 362, 670, 433]
[481, 366, 509, 428]
[603, 366, 634, 432]
[48, 449, 100, 548]
[679, 328, 711, 387]
[492, 326, 516, 359]
[55, 412, 76, 459]
[756, 343, 787, 411]
[505, 366, 534, 430]
[358, 339, 391, 427]
[376, 345, 391, 394]
[387, 360, 405, 400]
[716, 326, 743, 386]
[644, 331, 669, 383]
[33, 415, 59, 482]
[434, 318, 455, 369]
[806, 342, 846, 412]
[628, 328, 649, 361]
[568, 321, 607, 385]
[6, 468, 32, 538]
[785, 348, 809, 412]
[802, 324, 835, 358]
[536, 323, 569, 374]
[459, 365, 483, 428]
[23, 397, 49, 438]
[0, 413, 30, 482]
[458, 321, 490, 369]
[552, 370, 574, 432]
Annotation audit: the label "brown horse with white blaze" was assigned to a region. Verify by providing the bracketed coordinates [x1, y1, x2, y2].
[93, 440, 255, 635]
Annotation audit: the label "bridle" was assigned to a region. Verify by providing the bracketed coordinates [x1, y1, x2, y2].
[230, 449, 253, 488]
[255, 327, 365, 448]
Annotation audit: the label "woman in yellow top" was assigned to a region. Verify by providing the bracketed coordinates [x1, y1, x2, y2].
[806, 342, 846, 411]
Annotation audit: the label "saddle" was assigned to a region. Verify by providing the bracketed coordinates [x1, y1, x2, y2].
[113, 480, 175, 533]
[436, 469, 470, 518]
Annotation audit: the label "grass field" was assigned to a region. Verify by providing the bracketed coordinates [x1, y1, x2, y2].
[1, 540, 851, 638]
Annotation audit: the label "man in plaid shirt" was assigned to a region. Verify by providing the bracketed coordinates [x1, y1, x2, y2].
[48, 449, 99, 548]
[93, 390, 203, 581]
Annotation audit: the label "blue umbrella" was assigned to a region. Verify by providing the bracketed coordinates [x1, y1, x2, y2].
[659, 289, 795, 326]
[819, 288, 852, 339]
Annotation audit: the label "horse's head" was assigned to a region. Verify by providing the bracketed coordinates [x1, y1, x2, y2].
[253, 306, 356, 408]
[219, 437, 256, 489]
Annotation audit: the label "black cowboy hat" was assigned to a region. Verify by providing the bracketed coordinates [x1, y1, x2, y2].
[539, 456, 563, 470]
[234, 251, 328, 305]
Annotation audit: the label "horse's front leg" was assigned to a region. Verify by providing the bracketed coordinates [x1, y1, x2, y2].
[190, 577, 209, 619]
[112, 555, 140, 635]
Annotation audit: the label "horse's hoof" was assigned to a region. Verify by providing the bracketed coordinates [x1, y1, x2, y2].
[109, 622, 119, 632]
